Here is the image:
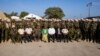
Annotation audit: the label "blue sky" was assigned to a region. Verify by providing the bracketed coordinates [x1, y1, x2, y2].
[0, 0, 100, 19]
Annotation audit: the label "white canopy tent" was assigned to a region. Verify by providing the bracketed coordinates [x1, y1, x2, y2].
[11, 16, 22, 21]
[23, 14, 42, 20]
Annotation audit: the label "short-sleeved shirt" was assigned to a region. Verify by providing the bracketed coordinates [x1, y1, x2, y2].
[42, 29, 48, 34]
[62, 28, 69, 35]
[48, 28, 55, 35]
[18, 28, 24, 35]
[25, 28, 32, 34]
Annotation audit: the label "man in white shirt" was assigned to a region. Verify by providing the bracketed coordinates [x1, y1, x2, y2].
[61, 26, 69, 42]
[24, 27, 33, 42]
[48, 27, 56, 42]
[17, 24, 25, 43]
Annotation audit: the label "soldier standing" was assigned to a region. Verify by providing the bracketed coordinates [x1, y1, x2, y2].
[10, 20, 17, 43]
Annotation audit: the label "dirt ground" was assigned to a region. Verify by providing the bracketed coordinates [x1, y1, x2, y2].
[0, 41, 100, 56]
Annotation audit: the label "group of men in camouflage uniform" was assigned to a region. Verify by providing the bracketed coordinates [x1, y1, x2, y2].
[0, 19, 100, 43]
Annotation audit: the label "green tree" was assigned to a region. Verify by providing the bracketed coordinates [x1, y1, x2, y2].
[44, 7, 65, 19]
[10, 12, 18, 16]
[4, 12, 11, 18]
[4, 12, 18, 18]
[19, 11, 29, 18]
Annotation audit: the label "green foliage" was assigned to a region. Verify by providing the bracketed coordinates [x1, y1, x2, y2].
[10, 12, 18, 16]
[19, 11, 29, 18]
[4, 12, 11, 18]
[45, 7, 65, 19]
[4, 12, 18, 18]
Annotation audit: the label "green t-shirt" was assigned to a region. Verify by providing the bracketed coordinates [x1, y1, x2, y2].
[42, 29, 48, 34]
